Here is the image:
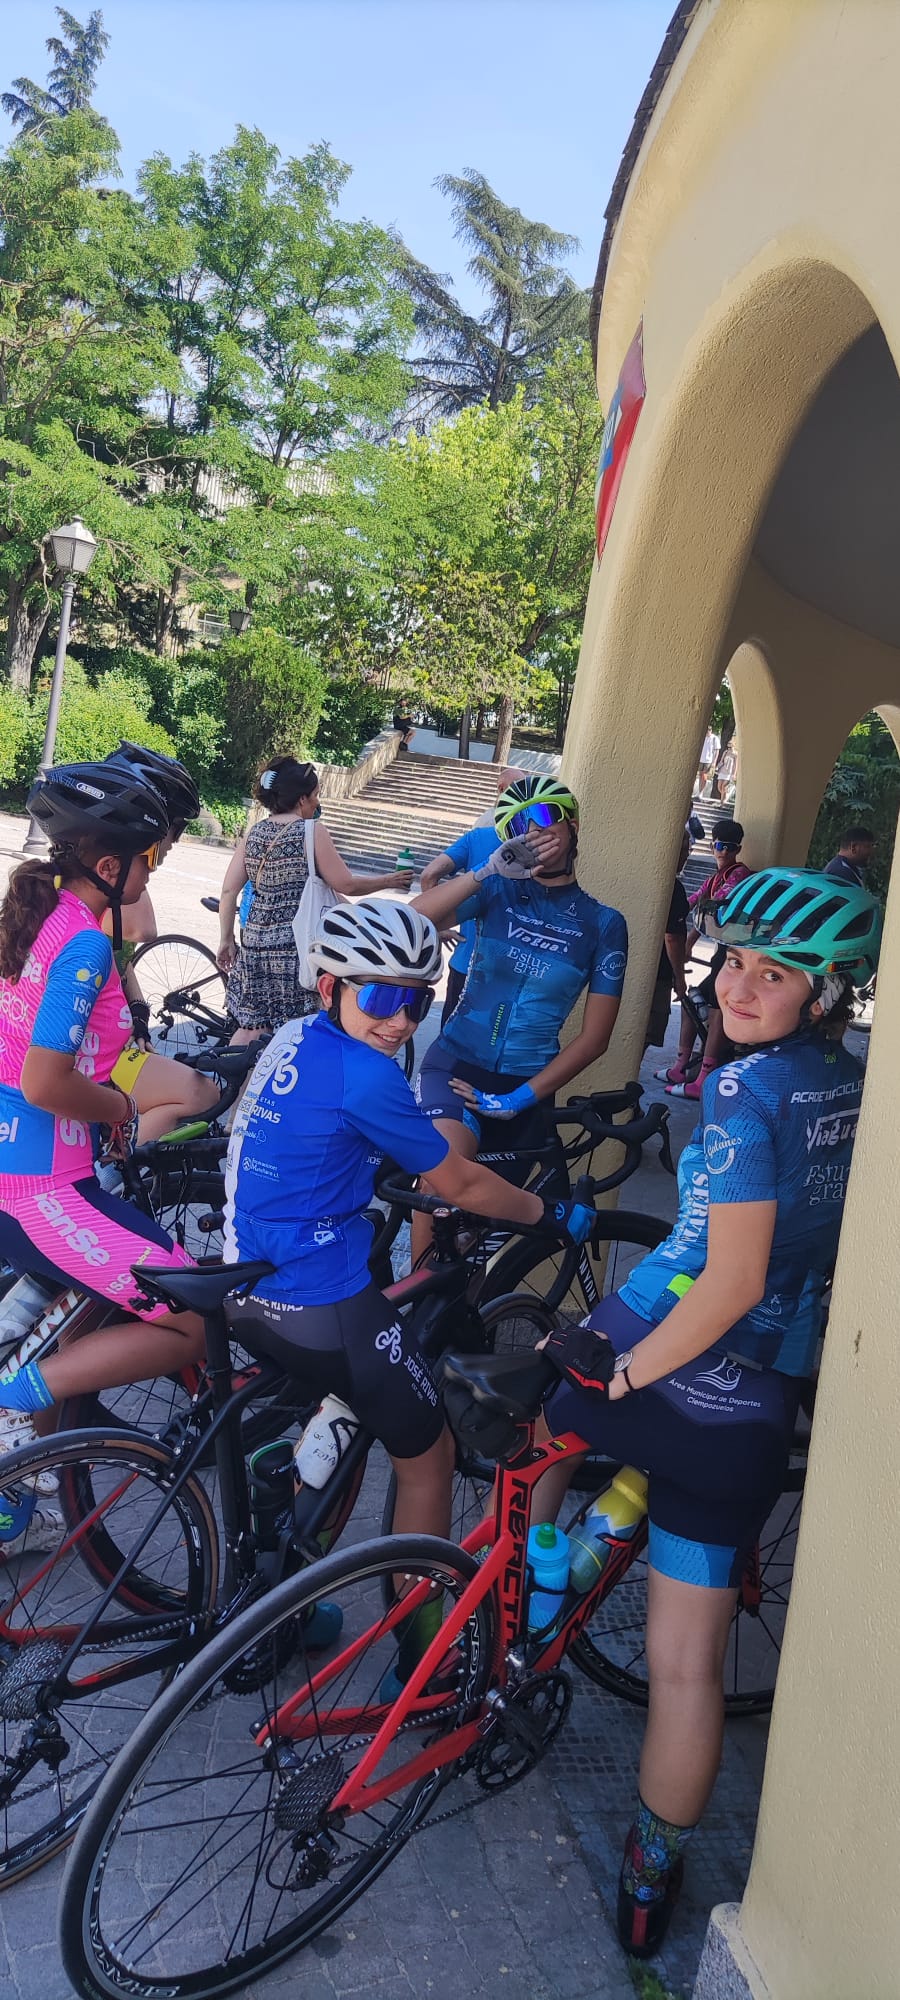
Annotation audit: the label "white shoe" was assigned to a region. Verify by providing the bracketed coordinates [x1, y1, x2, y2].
[0, 1501, 65, 1560]
[0, 1411, 59, 1496]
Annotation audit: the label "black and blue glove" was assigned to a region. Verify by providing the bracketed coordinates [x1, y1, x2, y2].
[541, 1195, 595, 1245]
[467, 1082, 536, 1122]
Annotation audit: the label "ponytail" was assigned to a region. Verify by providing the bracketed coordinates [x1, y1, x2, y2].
[0, 840, 109, 980]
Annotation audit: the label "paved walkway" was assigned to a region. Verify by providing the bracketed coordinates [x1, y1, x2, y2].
[0, 810, 773, 2000]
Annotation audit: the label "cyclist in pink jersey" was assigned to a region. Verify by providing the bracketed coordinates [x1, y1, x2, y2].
[0, 762, 206, 1466]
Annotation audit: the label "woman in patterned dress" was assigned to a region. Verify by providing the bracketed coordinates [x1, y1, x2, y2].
[217, 756, 414, 1043]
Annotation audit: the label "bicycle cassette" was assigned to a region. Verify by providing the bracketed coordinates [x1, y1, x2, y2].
[474, 1670, 572, 1792]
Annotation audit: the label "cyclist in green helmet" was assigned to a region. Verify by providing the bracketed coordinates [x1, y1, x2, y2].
[527, 866, 879, 1959]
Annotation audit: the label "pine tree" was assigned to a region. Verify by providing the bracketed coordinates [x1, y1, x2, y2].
[2, 9, 109, 134]
[400, 169, 589, 422]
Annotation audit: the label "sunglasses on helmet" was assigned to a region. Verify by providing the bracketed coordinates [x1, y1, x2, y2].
[349, 980, 434, 1024]
[505, 801, 566, 839]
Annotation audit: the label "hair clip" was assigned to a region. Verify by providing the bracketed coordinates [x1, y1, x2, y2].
[259, 768, 277, 790]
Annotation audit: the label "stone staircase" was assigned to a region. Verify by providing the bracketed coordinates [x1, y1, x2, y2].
[683, 794, 729, 896]
[324, 752, 500, 875]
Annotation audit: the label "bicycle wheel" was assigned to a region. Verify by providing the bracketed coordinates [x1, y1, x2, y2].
[60, 1535, 493, 2000]
[571, 1461, 807, 1716]
[131, 934, 227, 1057]
[481, 1209, 670, 1319]
[0, 1430, 217, 1886]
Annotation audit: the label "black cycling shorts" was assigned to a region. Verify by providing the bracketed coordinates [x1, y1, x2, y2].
[546, 1295, 801, 1588]
[415, 1038, 561, 1190]
[226, 1282, 444, 1461]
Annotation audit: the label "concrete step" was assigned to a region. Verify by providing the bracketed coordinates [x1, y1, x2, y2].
[322, 750, 499, 874]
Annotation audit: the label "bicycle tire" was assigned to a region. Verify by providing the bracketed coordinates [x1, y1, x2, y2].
[0, 1429, 217, 1886]
[131, 933, 227, 1057]
[571, 1460, 807, 1716]
[481, 1209, 670, 1319]
[60, 1534, 493, 2000]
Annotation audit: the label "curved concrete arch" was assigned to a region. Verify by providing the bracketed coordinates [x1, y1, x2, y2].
[874, 702, 900, 758]
[726, 641, 784, 866]
[566, 251, 875, 1075]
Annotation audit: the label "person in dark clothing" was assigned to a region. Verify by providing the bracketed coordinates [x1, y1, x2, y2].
[392, 712, 416, 751]
[823, 826, 875, 887]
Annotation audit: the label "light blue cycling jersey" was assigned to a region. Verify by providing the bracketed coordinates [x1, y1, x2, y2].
[439, 873, 628, 1074]
[620, 1029, 865, 1376]
[443, 825, 499, 973]
[223, 1012, 449, 1306]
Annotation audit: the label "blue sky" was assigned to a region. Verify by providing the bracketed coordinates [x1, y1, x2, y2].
[3, 0, 672, 309]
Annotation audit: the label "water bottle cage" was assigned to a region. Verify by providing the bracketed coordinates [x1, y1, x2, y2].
[545, 1321, 616, 1395]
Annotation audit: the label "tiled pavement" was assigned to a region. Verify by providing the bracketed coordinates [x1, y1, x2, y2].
[0, 811, 778, 2000]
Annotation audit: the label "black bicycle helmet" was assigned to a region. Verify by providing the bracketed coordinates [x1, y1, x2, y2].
[106, 741, 200, 826]
[27, 762, 170, 851]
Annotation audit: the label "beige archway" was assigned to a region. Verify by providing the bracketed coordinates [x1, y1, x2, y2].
[725, 642, 784, 865]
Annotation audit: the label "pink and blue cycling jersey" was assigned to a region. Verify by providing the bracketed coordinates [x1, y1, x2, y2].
[0, 890, 131, 1194]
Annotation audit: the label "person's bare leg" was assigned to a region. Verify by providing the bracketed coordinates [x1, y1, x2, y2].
[31, 1310, 206, 1404]
[389, 1424, 455, 1540]
[132, 1052, 219, 1143]
[229, 1025, 267, 1048]
[639, 1566, 737, 1826]
[410, 1118, 477, 1265]
[700, 1005, 730, 1075]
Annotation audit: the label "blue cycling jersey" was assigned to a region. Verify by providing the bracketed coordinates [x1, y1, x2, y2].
[443, 826, 499, 972]
[223, 1012, 449, 1306]
[620, 1030, 865, 1376]
[440, 874, 628, 1074]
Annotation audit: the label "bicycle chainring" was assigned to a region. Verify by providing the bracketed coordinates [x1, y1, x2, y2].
[474, 1670, 572, 1792]
[221, 1615, 300, 1694]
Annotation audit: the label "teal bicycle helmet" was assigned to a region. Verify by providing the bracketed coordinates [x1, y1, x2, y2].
[710, 867, 881, 986]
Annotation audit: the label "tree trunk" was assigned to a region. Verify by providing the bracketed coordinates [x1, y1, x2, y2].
[493, 693, 514, 767]
[4, 582, 52, 694]
[474, 705, 485, 742]
[458, 706, 471, 760]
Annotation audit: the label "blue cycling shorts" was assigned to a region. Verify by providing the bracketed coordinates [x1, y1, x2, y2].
[546, 1295, 802, 1588]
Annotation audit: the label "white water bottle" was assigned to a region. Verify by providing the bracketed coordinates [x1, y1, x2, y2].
[0, 1275, 59, 1356]
[292, 1394, 360, 1491]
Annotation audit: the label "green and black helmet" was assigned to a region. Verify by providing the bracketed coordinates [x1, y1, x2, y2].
[494, 774, 580, 842]
[710, 867, 881, 986]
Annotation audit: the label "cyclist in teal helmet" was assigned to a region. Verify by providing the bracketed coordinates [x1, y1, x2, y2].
[526, 866, 879, 1960]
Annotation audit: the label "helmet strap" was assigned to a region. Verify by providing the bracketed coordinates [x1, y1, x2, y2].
[74, 855, 130, 951]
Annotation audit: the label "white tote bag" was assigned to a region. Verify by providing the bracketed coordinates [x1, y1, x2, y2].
[292, 817, 339, 988]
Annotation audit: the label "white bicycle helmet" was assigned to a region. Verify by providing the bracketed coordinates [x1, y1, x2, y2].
[312, 899, 443, 982]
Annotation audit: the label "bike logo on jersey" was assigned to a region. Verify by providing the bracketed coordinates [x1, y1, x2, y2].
[703, 1124, 736, 1174]
[375, 1322, 404, 1364]
[599, 949, 626, 981]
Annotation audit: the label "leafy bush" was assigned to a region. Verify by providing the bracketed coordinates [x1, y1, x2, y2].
[214, 628, 326, 789]
[17, 661, 174, 794]
[186, 789, 249, 840]
[0, 684, 30, 795]
[313, 673, 387, 765]
[807, 713, 899, 899]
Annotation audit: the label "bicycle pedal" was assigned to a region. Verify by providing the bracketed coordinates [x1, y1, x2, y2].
[273, 1747, 345, 1832]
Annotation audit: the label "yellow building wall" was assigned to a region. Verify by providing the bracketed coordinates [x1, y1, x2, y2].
[569, 2, 900, 1993]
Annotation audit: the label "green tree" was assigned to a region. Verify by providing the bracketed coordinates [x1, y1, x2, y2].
[131, 131, 410, 652]
[2, 7, 109, 133]
[400, 170, 589, 422]
[807, 713, 899, 898]
[397, 562, 538, 742]
[208, 626, 326, 789]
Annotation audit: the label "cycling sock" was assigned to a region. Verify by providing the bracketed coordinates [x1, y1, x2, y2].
[0, 1358, 55, 1414]
[621, 1798, 695, 1903]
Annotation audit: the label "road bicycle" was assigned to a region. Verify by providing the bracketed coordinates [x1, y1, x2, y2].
[57, 1336, 803, 2000]
[130, 931, 229, 1058]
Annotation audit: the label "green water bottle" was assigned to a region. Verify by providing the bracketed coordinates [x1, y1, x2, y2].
[396, 845, 415, 873]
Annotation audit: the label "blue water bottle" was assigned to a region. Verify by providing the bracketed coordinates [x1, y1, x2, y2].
[527, 1522, 570, 1635]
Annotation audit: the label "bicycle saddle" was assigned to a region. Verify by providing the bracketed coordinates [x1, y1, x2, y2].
[133, 1260, 274, 1316]
[438, 1349, 555, 1422]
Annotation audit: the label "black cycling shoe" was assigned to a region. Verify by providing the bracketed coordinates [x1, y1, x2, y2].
[616, 1830, 684, 1959]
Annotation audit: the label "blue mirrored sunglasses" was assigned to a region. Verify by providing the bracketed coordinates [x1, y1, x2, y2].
[506, 801, 565, 839]
[350, 981, 434, 1023]
[713, 840, 739, 852]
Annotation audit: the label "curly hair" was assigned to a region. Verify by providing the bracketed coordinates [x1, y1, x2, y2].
[0, 839, 111, 980]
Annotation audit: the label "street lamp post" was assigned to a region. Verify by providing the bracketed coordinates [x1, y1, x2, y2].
[228, 606, 252, 636]
[23, 518, 98, 856]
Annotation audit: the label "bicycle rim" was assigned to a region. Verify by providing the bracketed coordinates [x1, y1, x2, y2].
[61, 1536, 492, 2000]
[0, 1432, 217, 1885]
[481, 1210, 670, 1319]
[131, 934, 226, 1058]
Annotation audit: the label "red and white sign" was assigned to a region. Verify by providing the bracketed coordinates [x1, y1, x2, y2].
[594, 320, 646, 562]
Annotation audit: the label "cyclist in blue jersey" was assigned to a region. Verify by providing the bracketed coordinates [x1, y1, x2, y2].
[223, 898, 596, 1546]
[526, 868, 881, 1959]
[411, 775, 627, 1258]
[419, 765, 526, 1028]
